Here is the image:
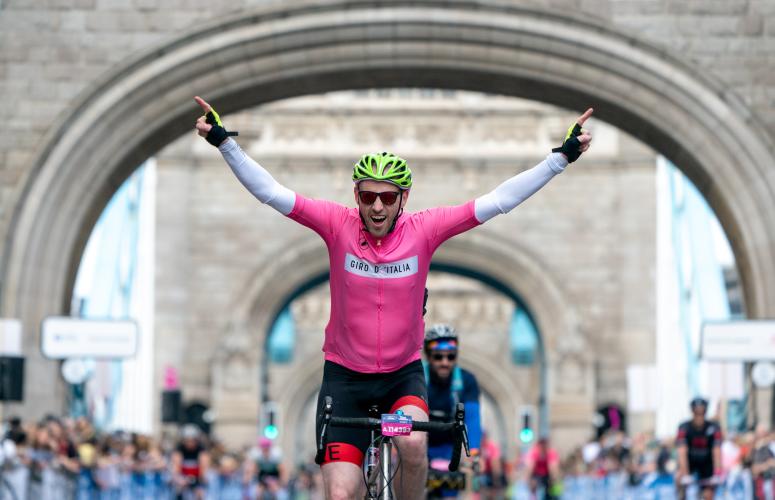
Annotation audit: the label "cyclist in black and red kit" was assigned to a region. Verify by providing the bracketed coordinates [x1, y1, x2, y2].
[675, 397, 722, 500]
[171, 425, 210, 500]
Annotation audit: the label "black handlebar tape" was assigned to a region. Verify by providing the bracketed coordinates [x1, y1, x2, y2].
[329, 417, 382, 429]
[412, 421, 455, 433]
[449, 435, 462, 472]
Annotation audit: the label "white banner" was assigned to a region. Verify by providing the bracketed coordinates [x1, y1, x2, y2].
[0, 318, 22, 355]
[41, 317, 138, 359]
[627, 364, 659, 412]
[701, 321, 775, 361]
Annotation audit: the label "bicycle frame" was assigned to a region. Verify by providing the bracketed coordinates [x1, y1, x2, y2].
[369, 435, 393, 499]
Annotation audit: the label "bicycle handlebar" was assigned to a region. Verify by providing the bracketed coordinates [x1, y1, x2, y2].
[327, 416, 456, 433]
[316, 396, 470, 471]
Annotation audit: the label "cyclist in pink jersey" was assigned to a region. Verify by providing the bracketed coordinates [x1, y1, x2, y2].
[194, 96, 593, 500]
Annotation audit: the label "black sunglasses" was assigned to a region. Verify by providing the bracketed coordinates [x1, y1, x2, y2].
[431, 353, 457, 362]
[358, 190, 401, 206]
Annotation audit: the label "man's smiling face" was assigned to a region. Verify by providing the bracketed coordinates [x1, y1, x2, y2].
[355, 179, 409, 238]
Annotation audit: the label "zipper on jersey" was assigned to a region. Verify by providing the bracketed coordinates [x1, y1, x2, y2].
[377, 280, 383, 370]
[376, 237, 383, 370]
[362, 228, 387, 369]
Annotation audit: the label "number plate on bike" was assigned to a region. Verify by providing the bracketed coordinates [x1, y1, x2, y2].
[381, 413, 413, 436]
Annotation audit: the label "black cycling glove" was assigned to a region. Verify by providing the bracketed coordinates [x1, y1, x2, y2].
[552, 122, 584, 163]
[204, 108, 238, 147]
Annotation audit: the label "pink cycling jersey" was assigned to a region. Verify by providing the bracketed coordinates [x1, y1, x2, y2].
[288, 195, 480, 373]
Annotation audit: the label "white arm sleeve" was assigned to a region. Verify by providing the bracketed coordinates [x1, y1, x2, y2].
[218, 138, 296, 215]
[474, 152, 568, 223]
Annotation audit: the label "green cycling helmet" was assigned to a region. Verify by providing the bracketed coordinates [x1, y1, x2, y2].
[353, 152, 412, 189]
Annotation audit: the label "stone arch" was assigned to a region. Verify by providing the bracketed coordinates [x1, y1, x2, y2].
[4, 0, 775, 414]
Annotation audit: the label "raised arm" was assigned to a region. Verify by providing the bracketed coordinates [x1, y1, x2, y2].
[474, 108, 593, 223]
[194, 96, 295, 215]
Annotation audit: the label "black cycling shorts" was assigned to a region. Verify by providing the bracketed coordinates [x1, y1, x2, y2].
[316, 359, 428, 466]
[689, 459, 714, 481]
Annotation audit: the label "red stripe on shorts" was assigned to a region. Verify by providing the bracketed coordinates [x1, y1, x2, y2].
[320, 442, 364, 467]
[390, 395, 429, 415]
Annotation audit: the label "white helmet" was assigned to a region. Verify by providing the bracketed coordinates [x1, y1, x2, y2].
[424, 324, 458, 346]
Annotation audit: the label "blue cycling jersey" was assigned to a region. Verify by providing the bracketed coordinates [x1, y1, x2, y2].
[424, 362, 482, 457]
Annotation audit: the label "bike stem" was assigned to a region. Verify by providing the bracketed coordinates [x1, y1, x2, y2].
[381, 438, 393, 500]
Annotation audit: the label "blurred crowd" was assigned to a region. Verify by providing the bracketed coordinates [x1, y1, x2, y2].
[0, 416, 322, 500]
[506, 426, 775, 499]
[1, 414, 774, 499]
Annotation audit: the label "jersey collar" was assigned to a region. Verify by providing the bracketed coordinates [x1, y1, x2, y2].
[361, 213, 405, 250]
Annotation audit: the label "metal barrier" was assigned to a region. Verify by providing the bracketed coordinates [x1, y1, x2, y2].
[510, 471, 757, 500]
[1, 465, 29, 500]
[0, 467, 281, 500]
[2, 465, 768, 500]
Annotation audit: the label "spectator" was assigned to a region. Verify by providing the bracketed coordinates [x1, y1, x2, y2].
[2, 417, 29, 500]
[207, 453, 247, 500]
[131, 433, 167, 498]
[752, 424, 775, 500]
[93, 434, 122, 497]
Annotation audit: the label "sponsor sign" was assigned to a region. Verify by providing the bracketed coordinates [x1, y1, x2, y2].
[701, 321, 775, 361]
[41, 316, 138, 359]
